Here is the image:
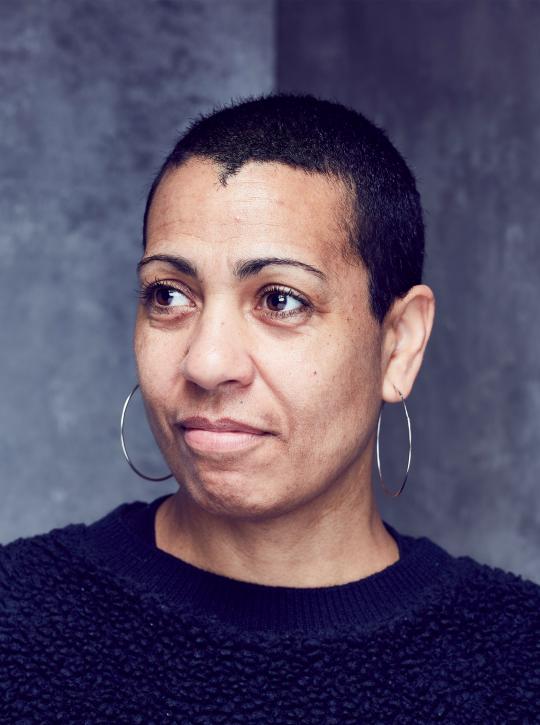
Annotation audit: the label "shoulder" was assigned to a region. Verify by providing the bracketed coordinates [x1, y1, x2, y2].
[0, 517, 151, 719]
[0, 523, 88, 606]
[420, 543, 540, 649]
[0, 498, 142, 599]
[450, 553, 540, 620]
[0, 522, 83, 572]
[0, 498, 141, 597]
[393, 529, 539, 657]
[0, 525, 88, 679]
[0, 518, 144, 671]
[380, 539, 540, 717]
[0, 501, 154, 627]
[395, 527, 540, 634]
[428, 552, 539, 703]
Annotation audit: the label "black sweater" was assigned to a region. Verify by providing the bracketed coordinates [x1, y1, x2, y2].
[1, 493, 538, 723]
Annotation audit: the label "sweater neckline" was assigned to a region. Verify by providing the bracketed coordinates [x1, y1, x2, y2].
[78, 494, 455, 635]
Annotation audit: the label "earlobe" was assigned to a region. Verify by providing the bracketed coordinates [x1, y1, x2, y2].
[381, 284, 435, 403]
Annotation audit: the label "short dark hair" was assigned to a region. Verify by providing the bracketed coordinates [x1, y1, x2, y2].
[143, 93, 424, 323]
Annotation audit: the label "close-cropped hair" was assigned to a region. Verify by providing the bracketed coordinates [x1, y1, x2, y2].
[142, 93, 425, 323]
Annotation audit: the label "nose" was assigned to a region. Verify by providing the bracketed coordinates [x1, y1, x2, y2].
[179, 298, 256, 391]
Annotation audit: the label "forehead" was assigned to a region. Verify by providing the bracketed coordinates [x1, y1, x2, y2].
[145, 158, 356, 272]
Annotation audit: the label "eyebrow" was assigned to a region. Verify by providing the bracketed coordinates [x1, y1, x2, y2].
[136, 253, 329, 284]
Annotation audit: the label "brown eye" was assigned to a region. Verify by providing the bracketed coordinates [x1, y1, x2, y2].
[263, 289, 305, 314]
[266, 291, 289, 311]
[154, 286, 189, 307]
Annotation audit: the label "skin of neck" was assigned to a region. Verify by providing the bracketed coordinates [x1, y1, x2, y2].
[154, 438, 399, 589]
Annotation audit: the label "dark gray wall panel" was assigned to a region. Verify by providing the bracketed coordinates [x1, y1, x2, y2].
[277, 0, 540, 582]
[0, 0, 274, 542]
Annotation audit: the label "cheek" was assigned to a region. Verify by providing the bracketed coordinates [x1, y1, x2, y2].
[282, 332, 381, 454]
[134, 324, 178, 415]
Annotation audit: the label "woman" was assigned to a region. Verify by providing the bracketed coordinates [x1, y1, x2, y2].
[1, 94, 538, 723]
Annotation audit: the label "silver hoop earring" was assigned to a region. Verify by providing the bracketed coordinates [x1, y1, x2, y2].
[376, 386, 412, 498]
[120, 384, 173, 482]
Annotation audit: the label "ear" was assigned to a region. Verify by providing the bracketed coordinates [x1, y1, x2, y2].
[381, 284, 435, 403]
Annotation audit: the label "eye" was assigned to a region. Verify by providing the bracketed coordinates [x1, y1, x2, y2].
[264, 290, 302, 312]
[154, 286, 190, 307]
[258, 286, 312, 320]
[137, 280, 193, 314]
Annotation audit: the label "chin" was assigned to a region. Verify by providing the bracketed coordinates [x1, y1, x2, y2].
[180, 471, 297, 522]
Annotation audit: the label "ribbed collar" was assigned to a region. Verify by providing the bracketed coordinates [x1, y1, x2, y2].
[75, 494, 456, 635]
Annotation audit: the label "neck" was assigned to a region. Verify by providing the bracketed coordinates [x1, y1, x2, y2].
[155, 475, 399, 588]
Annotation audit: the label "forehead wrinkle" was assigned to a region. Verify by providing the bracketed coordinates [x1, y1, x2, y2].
[147, 163, 360, 278]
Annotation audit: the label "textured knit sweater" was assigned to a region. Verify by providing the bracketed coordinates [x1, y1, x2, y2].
[1, 494, 539, 724]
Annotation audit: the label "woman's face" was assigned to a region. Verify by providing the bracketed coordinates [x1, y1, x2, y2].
[135, 158, 384, 520]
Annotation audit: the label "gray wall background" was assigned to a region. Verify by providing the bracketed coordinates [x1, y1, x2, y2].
[278, 0, 540, 582]
[2, 0, 539, 583]
[0, 0, 274, 536]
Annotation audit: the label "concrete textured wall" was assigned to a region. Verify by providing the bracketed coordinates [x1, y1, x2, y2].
[278, 0, 540, 582]
[0, 0, 274, 541]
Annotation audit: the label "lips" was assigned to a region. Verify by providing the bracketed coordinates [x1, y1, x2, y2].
[179, 417, 270, 454]
[179, 416, 268, 435]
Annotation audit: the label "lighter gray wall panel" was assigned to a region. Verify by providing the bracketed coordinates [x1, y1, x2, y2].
[278, 0, 540, 582]
[0, 0, 274, 542]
